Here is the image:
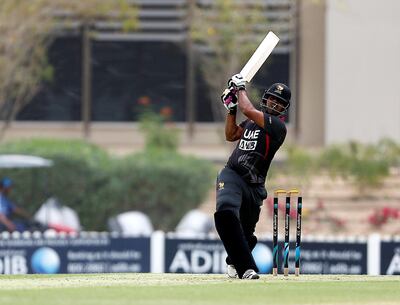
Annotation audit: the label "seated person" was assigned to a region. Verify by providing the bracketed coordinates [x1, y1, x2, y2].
[0, 177, 31, 232]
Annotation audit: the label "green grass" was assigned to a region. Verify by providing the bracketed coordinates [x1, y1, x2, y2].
[0, 273, 399, 305]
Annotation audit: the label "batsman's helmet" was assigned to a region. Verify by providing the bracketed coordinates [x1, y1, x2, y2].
[260, 83, 291, 115]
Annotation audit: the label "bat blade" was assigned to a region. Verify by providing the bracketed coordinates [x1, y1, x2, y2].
[240, 31, 279, 82]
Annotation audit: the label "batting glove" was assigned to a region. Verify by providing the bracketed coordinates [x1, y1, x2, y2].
[228, 73, 246, 91]
[221, 87, 238, 114]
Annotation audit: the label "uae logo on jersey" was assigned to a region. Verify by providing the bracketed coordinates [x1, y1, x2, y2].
[239, 129, 259, 151]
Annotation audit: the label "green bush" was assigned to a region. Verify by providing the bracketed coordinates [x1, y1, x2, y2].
[0, 138, 110, 167]
[318, 141, 390, 188]
[97, 150, 214, 231]
[131, 110, 214, 229]
[269, 140, 395, 190]
[0, 139, 112, 229]
[139, 110, 179, 152]
[283, 144, 316, 178]
[0, 138, 214, 231]
[376, 138, 400, 168]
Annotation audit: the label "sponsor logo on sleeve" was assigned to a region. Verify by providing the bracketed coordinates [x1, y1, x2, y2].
[239, 139, 257, 151]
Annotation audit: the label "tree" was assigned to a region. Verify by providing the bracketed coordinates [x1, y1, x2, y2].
[191, 0, 268, 121]
[0, 1, 53, 135]
[0, 0, 138, 137]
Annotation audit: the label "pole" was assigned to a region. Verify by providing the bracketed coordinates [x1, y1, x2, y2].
[186, 0, 196, 139]
[81, 22, 92, 139]
[290, 0, 300, 136]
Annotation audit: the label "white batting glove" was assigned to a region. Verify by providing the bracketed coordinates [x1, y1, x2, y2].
[221, 88, 238, 114]
[228, 74, 246, 91]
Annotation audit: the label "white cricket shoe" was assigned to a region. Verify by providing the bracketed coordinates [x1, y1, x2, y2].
[241, 269, 260, 280]
[227, 264, 238, 278]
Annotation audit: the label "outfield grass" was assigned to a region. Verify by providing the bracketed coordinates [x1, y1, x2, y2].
[1, 273, 399, 305]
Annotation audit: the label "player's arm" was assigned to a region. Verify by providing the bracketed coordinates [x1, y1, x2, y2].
[237, 90, 265, 129]
[0, 213, 16, 232]
[221, 87, 243, 141]
[225, 112, 243, 141]
[13, 206, 31, 220]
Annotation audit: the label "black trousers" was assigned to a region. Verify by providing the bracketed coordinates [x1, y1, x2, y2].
[215, 167, 267, 270]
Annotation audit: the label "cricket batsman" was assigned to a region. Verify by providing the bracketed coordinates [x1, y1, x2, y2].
[214, 74, 291, 279]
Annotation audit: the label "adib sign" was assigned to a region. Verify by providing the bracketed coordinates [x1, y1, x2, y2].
[381, 241, 400, 275]
[0, 235, 150, 274]
[163, 237, 367, 275]
[0, 233, 398, 275]
[164, 238, 273, 274]
[165, 239, 226, 273]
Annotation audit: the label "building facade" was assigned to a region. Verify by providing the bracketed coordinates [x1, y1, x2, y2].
[4, 0, 400, 149]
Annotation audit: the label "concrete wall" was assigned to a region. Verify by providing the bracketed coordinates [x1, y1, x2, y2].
[325, 0, 400, 144]
[297, 0, 326, 146]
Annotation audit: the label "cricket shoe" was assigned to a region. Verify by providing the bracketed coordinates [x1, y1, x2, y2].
[241, 269, 260, 280]
[227, 264, 238, 278]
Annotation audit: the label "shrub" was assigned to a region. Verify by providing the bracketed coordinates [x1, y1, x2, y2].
[318, 141, 390, 189]
[376, 138, 400, 168]
[0, 138, 110, 167]
[270, 141, 394, 191]
[283, 144, 315, 177]
[0, 139, 111, 229]
[0, 137, 214, 231]
[97, 150, 214, 231]
[139, 110, 179, 152]
[318, 145, 351, 178]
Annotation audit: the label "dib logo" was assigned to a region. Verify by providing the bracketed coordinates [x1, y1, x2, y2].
[252, 244, 273, 273]
[31, 247, 61, 274]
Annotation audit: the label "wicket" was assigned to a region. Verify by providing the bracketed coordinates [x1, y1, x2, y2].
[272, 189, 303, 276]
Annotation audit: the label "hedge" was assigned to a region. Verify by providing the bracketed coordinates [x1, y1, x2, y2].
[96, 150, 215, 231]
[0, 139, 214, 231]
[270, 139, 398, 190]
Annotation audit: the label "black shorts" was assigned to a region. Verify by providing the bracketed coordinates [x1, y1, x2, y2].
[216, 167, 267, 235]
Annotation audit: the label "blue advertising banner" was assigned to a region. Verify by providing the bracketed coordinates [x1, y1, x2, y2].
[0, 236, 150, 274]
[298, 241, 367, 275]
[380, 241, 400, 275]
[164, 237, 368, 275]
[244, 240, 367, 275]
[165, 238, 226, 274]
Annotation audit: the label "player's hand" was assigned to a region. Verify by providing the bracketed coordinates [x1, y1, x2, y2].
[221, 87, 238, 114]
[228, 73, 246, 91]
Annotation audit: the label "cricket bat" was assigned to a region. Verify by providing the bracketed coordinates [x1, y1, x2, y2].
[240, 31, 280, 82]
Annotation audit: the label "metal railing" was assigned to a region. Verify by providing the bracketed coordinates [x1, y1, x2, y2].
[54, 0, 296, 53]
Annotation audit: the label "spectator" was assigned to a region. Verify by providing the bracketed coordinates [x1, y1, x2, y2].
[0, 177, 31, 232]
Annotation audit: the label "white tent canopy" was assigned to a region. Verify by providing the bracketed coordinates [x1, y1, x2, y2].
[175, 209, 214, 236]
[0, 154, 53, 168]
[108, 211, 154, 236]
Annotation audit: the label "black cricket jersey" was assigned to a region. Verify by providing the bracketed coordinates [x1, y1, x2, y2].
[227, 113, 287, 184]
